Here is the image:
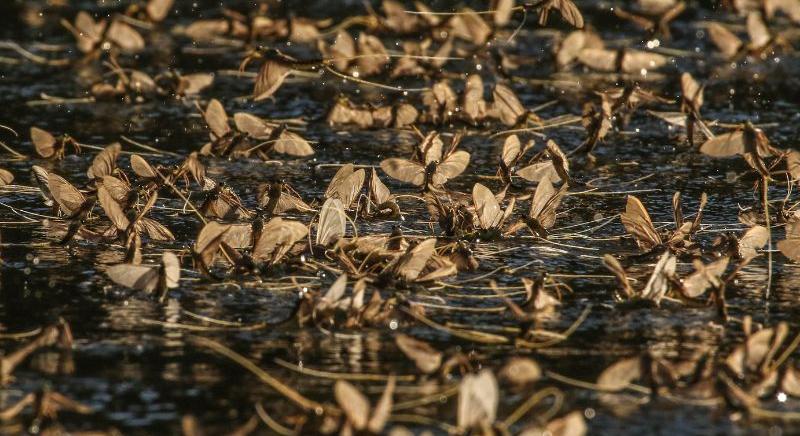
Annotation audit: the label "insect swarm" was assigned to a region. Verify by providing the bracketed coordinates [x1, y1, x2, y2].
[2, 0, 800, 434]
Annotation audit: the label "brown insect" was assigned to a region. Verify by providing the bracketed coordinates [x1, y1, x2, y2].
[472, 182, 516, 234]
[0, 168, 13, 186]
[526, 0, 585, 29]
[620, 192, 705, 254]
[257, 180, 313, 216]
[679, 257, 730, 298]
[316, 198, 347, 247]
[613, 0, 686, 39]
[708, 12, 790, 60]
[699, 121, 784, 178]
[363, 168, 400, 218]
[577, 47, 668, 74]
[106, 251, 180, 301]
[193, 221, 232, 275]
[318, 30, 389, 77]
[30, 127, 81, 159]
[506, 178, 567, 238]
[380, 132, 470, 191]
[380, 238, 456, 283]
[334, 377, 395, 434]
[87, 143, 122, 180]
[125, 0, 175, 23]
[200, 99, 313, 159]
[396, 334, 442, 374]
[96, 183, 174, 243]
[490, 83, 538, 126]
[249, 217, 308, 267]
[199, 180, 253, 220]
[46, 172, 97, 245]
[649, 72, 713, 147]
[325, 164, 366, 210]
[327, 96, 419, 129]
[604, 251, 677, 304]
[62, 11, 145, 54]
[240, 48, 326, 101]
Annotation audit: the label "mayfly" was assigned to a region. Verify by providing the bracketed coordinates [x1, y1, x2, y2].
[604, 251, 677, 304]
[381, 132, 470, 191]
[106, 251, 180, 302]
[30, 127, 81, 160]
[506, 178, 567, 238]
[699, 121, 784, 178]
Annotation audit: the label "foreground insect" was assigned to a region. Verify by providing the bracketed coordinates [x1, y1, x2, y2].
[620, 193, 706, 254]
[506, 178, 567, 238]
[30, 127, 81, 159]
[200, 99, 314, 159]
[699, 121, 783, 178]
[380, 132, 470, 191]
[106, 251, 181, 302]
[471, 182, 516, 236]
[604, 251, 677, 305]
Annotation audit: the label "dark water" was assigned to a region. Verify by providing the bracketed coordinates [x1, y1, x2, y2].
[1, 0, 800, 434]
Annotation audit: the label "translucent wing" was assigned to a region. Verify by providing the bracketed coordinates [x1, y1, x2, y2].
[30, 127, 57, 158]
[106, 264, 159, 293]
[457, 370, 499, 430]
[370, 168, 393, 205]
[555, 0, 584, 28]
[380, 159, 425, 186]
[501, 135, 522, 168]
[492, 84, 526, 126]
[681, 72, 704, 111]
[316, 198, 346, 246]
[395, 238, 436, 281]
[87, 143, 121, 180]
[778, 219, 800, 262]
[253, 218, 308, 263]
[473, 183, 503, 230]
[708, 23, 743, 58]
[640, 251, 676, 303]
[530, 178, 566, 229]
[334, 380, 370, 431]
[161, 251, 181, 288]
[139, 218, 175, 241]
[106, 20, 145, 53]
[700, 131, 745, 157]
[326, 164, 355, 198]
[746, 12, 771, 49]
[620, 195, 662, 251]
[31, 165, 54, 207]
[253, 60, 291, 101]
[517, 161, 560, 183]
[233, 112, 272, 138]
[621, 50, 668, 73]
[273, 131, 314, 156]
[0, 169, 13, 186]
[48, 173, 86, 215]
[97, 185, 129, 231]
[146, 0, 174, 22]
[356, 33, 389, 77]
[130, 154, 157, 179]
[432, 150, 470, 186]
[577, 48, 618, 71]
[682, 257, 729, 298]
[204, 99, 230, 139]
[739, 225, 768, 260]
